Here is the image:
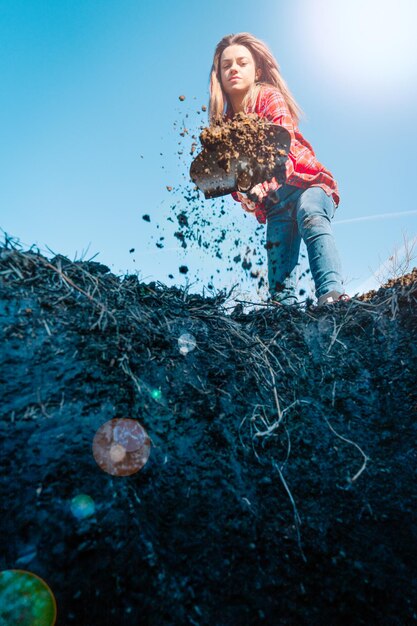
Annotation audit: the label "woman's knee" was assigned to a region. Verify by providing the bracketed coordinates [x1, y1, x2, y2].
[299, 213, 331, 234]
[296, 187, 335, 229]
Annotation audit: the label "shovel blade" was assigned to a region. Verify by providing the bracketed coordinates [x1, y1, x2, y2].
[190, 151, 238, 199]
[190, 124, 291, 199]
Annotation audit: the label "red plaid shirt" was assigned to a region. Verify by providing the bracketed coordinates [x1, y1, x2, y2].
[230, 85, 340, 224]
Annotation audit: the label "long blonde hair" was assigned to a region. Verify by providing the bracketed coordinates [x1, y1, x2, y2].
[209, 32, 303, 125]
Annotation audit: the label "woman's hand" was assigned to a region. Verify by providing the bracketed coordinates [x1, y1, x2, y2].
[236, 182, 270, 213]
[247, 183, 266, 202]
[235, 191, 257, 213]
[236, 180, 278, 213]
[247, 182, 271, 204]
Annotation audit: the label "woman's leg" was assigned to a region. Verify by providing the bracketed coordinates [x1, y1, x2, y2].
[295, 187, 344, 300]
[266, 188, 304, 304]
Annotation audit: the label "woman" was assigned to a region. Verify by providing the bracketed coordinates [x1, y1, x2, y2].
[208, 32, 350, 306]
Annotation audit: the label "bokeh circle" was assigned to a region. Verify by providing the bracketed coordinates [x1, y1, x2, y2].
[0, 569, 57, 626]
[92, 418, 151, 476]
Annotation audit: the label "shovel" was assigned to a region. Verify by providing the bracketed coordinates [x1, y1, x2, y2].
[190, 124, 291, 200]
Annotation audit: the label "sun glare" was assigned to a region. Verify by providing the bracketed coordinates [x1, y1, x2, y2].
[295, 0, 417, 104]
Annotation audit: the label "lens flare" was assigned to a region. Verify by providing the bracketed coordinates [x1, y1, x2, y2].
[293, 0, 417, 105]
[178, 332, 197, 355]
[0, 569, 57, 626]
[92, 418, 151, 476]
[70, 494, 96, 520]
[113, 419, 145, 451]
[150, 388, 163, 401]
[109, 442, 127, 463]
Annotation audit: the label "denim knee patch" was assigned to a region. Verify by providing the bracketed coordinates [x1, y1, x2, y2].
[296, 187, 335, 225]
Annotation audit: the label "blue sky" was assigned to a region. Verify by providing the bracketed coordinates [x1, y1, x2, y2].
[1, 0, 416, 303]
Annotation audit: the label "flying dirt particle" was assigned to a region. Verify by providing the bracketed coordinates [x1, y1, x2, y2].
[179, 95, 186, 101]
[179, 265, 189, 274]
[233, 254, 241, 263]
[174, 231, 187, 248]
[142, 215, 150, 222]
[166, 186, 173, 192]
[177, 212, 189, 227]
[168, 274, 174, 279]
[202, 105, 207, 111]
[156, 243, 164, 249]
[129, 248, 135, 253]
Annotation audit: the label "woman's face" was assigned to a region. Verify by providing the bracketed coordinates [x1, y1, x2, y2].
[220, 44, 259, 98]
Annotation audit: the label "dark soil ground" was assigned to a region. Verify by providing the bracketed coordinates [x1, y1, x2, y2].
[1, 241, 417, 626]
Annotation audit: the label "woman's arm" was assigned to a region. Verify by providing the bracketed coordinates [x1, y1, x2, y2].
[247, 88, 298, 203]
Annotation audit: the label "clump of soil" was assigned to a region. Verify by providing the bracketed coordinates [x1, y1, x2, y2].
[358, 267, 417, 302]
[1, 239, 417, 625]
[199, 112, 287, 178]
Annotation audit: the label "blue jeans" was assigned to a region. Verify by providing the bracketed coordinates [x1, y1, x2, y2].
[265, 185, 344, 304]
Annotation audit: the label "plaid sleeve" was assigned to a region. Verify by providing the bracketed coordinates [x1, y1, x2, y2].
[262, 89, 293, 126]
[230, 89, 300, 218]
[262, 89, 296, 181]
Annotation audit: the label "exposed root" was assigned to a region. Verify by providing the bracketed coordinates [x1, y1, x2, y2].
[272, 459, 307, 563]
